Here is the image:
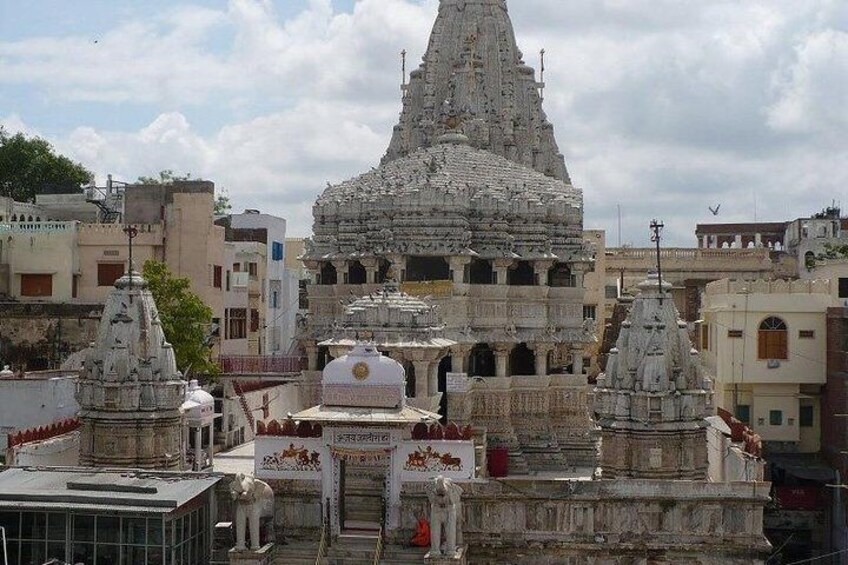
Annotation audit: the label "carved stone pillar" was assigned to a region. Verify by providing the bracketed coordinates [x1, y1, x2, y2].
[493, 259, 513, 286]
[428, 362, 439, 398]
[534, 260, 554, 287]
[360, 257, 379, 284]
[533, 343, 553, 376]
[386, 254, 406, 281]
[331, 260, 348, 284]
[304, 345, 318, 371]
[413, 360, 430, 398]
[450, 345, 471, 373]
[449, 256, 472, 284]
[572, 347, 584, 375]
[494, 343, 512, 378]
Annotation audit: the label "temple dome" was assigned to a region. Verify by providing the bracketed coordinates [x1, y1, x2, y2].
[323, 344, 405, 388]
[309, 143, 584, 260]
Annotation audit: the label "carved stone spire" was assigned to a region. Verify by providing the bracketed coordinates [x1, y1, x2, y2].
[594, 272, 714, 479]
[383, 0, 571, 182]
[76, 271, 186, 470]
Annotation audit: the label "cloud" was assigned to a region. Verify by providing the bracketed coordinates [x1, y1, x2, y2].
[1, 0, 846, 244]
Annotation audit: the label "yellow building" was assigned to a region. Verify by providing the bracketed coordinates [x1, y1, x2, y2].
[700, 278, 837, 452]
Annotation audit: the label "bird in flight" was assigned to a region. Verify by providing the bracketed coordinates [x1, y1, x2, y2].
[709, 204, 721, 216]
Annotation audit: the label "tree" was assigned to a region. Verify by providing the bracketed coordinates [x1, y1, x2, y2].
[817, 243, 848, 262]
[136, 169, 192, 185]
[142, 259, 218, 375]
[0, 127, 94, 202]
[214, 188, 232, 215]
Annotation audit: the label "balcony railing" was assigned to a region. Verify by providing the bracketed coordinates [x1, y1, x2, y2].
[219, 355, 302, 374]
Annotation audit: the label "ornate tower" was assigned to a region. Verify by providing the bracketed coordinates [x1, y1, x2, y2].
[594, 273, 713, 479]
[384, 0, 570, 182]
[77, 272, 186, 469]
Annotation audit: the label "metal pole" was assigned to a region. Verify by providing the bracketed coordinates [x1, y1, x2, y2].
[1, 525, 8, 565]
[650, 219, 665, 304]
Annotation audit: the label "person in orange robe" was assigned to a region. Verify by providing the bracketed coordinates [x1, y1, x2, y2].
[411, 514, 431, 548]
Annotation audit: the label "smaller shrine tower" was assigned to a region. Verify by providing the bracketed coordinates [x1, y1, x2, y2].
[594, 272, 713, 479]
[77, 271, 186, 469]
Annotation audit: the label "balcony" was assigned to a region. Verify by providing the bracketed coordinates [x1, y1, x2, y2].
[218, 355, 302, 375]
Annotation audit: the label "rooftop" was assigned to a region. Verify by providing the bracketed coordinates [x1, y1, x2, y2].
[0, 467, 221, 514]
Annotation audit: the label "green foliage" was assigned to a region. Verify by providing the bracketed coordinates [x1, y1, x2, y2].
[142, 259, 218, 375]
[0, 127, 94, 202]
[214, 188, 232, 215]
[136, 169, 192, 185]
[816, 243, 848, 263]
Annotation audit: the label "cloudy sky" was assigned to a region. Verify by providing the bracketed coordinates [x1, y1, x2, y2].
[1, 0, 846, 246]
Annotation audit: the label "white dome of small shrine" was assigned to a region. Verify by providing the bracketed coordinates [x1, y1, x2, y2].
[181, 379, 215, 424]
[322, 343, 406, 409]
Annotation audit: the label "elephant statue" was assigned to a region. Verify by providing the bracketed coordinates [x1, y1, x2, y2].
[428, 475, 463, 557]
[229, 473, 275, 551]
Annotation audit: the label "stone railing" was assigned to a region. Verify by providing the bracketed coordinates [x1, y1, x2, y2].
[607, 247, 770, 261]
[218, 355, 302, 374]
[0, 221, 78, 233]
[705, 278, 832, 296]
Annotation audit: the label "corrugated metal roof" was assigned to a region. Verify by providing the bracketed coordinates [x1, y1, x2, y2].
[0, 467, 221, 514]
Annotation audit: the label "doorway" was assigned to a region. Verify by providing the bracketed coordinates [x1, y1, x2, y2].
[339, 456, 386, 532]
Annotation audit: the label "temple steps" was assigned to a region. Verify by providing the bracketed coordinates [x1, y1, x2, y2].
[326, 533, 379, 564]
[270, 540, 321, 564]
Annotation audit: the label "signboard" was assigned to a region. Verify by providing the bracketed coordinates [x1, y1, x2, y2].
[399, 440, 475, 482]
[332, 429, 392, 446]
[322, 384, 403, 409]
[255, 436, 325, 480]
[446, 373, 470, 393]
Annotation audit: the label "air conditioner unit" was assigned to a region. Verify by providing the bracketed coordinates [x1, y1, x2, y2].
[767, 359, 781, 369]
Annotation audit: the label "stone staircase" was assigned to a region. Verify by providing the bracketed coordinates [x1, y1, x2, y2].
[506, 447, 530, 475]
[520, 433, 570, 472]
[271, 540, 321, 564]
[325, 533, 379, 565]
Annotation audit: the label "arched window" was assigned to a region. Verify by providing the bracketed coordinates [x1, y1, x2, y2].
[758, 317, 788, 360]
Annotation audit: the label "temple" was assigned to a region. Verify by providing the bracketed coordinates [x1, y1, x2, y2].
[301, 0, 596, 470]
[594, 273, 713, 479]
[76, 271, 186, 469]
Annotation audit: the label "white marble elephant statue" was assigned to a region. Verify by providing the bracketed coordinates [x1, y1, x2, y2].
[229, 473, 275, 551]
[428, 475, 464, 557]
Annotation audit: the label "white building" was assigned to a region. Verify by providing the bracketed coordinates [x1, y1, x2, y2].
[228, 211, 292, 354]
[700, 278, 837, 452]
[0, 369, 79, 452]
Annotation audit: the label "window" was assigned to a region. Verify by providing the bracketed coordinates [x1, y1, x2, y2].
[701, 323, 710, 351]
[605, 285, 619, 300]
[272, 241, 284, 261]
[226, 308, 247, 340]
[839, 278, 848, 299]
[735, 405, 751, 424]
[769, 410, 783, 426]
[800, 405, 814, 427]
[20, 274, 53, 297]
[233, 263, 241, 272]
[213, 266, 223, 289]
[758, 317, 788, 360]
[250, 309, 260, 333]
[248, 262, 258, 278]
[727, 330, 743, 338]
[225, 270, 231, 292]
[799, 330, 815, 339]
[583, 305, 597, 320]
[272, 291, 279, 309]
[97, 263, 125, 287]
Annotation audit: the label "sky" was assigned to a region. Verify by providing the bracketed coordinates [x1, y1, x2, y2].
[1, 0, 846, 246]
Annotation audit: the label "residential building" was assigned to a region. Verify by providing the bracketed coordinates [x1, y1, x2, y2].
[700, 278, 837, 453]
[221, 240, 267, 356]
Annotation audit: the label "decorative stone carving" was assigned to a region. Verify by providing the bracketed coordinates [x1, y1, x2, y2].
[230, 473, 275, 551]
[428, 475, 464, 557]
[594, 272, 712, 479]
[76, 272, 186, 469]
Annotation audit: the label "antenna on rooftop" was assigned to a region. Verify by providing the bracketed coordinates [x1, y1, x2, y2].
[539, 48, 546, 102]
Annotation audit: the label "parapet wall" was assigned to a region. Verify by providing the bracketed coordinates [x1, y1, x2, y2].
[706, 278, 832, 296]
